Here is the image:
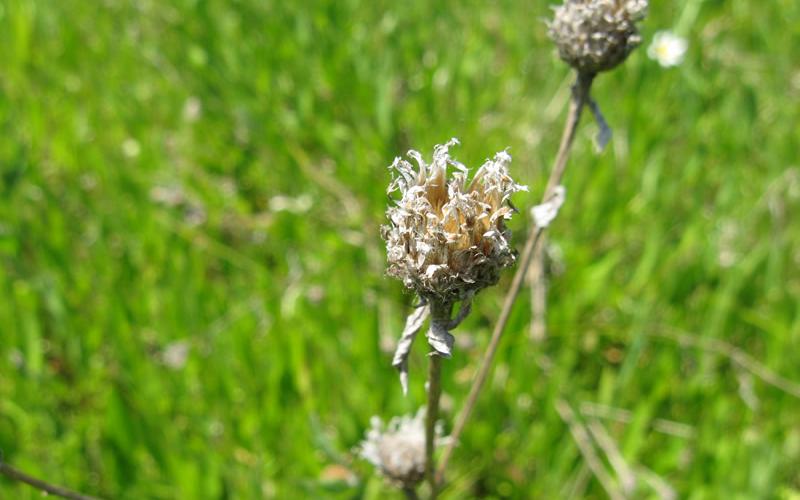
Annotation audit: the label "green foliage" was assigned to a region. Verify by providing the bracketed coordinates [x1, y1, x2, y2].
[1, 0, 799, 497]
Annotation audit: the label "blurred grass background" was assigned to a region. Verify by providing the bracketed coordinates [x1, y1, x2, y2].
[1, 0, 799, 498]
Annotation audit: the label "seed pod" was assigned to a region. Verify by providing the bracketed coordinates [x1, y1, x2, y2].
[548, 0, 648, 75]
[358, 409, 448, 489]
[382, 139, 527, 304]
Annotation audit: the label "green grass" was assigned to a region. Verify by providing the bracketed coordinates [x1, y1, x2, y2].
[1, 0, 799, 498]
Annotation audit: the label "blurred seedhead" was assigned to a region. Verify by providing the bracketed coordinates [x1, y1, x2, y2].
[358, 409, 449, 490]
[548, 0, 648, 75]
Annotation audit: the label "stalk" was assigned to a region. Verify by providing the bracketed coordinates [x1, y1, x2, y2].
[436, 72, 594, 485]
[425, 299, 451, 498]
[0, 461, 99, 500]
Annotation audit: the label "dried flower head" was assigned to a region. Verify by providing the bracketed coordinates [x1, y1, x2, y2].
[358, 409, 448, 489]
[381, 138, 527, 304]
[548, 0, 648, 75]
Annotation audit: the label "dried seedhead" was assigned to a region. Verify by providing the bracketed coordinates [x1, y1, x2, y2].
[381, 138, 527, 304]
[548, 0, 648, 75]
[358, 409, 448, 489]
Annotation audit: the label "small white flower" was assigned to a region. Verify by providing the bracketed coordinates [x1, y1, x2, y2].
[150, 184, 186, 207]
[183, 96, 202, 122]
[648, 31, 688, 67]
[122, 138, 141, 158]
[268, 194, 313, 214]
[161, 340, 190, 370]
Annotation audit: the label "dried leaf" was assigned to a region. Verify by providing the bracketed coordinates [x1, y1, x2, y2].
[427, 319, 455, 358]
[589, 98, 612, 152]
[531, 186, 567, 229]
[392, 303, 430, 395]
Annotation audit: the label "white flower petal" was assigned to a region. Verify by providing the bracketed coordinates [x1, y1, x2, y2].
[647, 30, 688, 67]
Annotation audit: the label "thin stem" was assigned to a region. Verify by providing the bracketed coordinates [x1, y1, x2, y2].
[555, 399, 625, 500]
[425, 299, 451, 499]
[403, 487, 421, 500]
[0, 461, 100, 500]
[436, 72, 594, 485]
[425, 354, 442, 498]
[649, 325, 800, 399]
[528, 232, 548, 341]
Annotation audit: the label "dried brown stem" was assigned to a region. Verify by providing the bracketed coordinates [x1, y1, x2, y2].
[425, 299, 451, 498]
[403, 486, 421, 500]
[0, 461, 99, 500]
[436, 71, 594, 485]
[555, 400, 625, 500]
[528, 233, 548, 341]
[586, 420, 637, 495]
[425, 354, 442, 498]
[579, 401, 695, 439]
[649, 325, 800, 399]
